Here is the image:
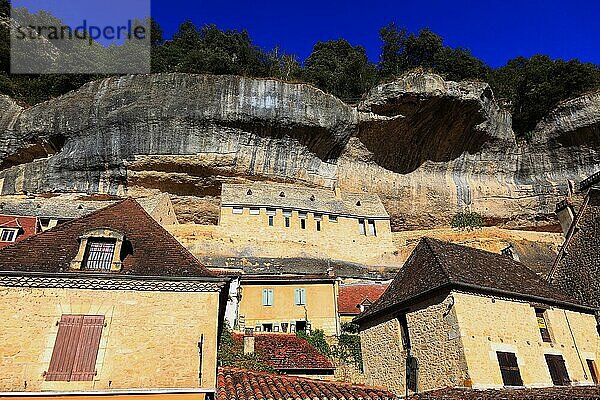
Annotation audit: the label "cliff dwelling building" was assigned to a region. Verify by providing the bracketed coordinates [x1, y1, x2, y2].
[219, 182, 392, 256]
[355, 238, 599, 395]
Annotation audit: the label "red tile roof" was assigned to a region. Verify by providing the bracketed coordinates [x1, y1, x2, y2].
[0, 215, 40, 249]
[217, 367, 397, 400]
[240, 274, 336, 282]
[234, 333, 334, 371]
[407, 386, 600, 400]
[338, 283, 389, 315]
[0, 199, 215, 277]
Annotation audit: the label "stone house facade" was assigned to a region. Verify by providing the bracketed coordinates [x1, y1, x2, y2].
[219, 182, 392, 257]
[355, 238, 600, 395]
[237, 274, 340, 336]
[0, 199, 229, 395]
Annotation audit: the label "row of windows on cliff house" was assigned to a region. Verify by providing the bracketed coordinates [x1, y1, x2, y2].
[231, 207, 378, 236]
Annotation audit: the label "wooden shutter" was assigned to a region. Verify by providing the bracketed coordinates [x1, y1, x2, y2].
[70, 315, 104, 381]
[496, 352, 523, 386]
[300, 288, 306, 305]
[545, 354, 571, 386]
[267, 289, 274, 306]
[46, 315, 84, 381]
[294, 289, 301, 305]
[262, 289, 268, 305]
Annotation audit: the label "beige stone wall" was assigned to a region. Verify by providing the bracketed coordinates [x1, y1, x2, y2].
[219, 206, 392, 260]
[238, 281, 339, 336]
[0, 286, 221, 392]
[359, 294, 468, 395]
[453, 291, 600, 389]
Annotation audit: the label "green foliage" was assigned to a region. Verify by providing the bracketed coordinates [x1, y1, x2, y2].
[488, 55, 600, 134]
[331, 333, 363, 372]
[302, 39, 376, 101]
[341, 321, 360, 334]
[296, 329, 331, 356]
[217, 324, 275, 373]
[451, 211, 484, 230]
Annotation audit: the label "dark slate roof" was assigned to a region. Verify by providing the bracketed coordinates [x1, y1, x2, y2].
[233, 333, 334, 371]
[407, 386, 600, 400]
[221, 182, 389, 218]
[355, 238, 590, 323]
[199, 255, 393, 280]
[548, 187, 600, 308]
[217, 368, 397, 400]
[0, 199, 216, 278]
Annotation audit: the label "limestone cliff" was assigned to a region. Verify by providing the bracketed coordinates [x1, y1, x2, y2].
[0, 72, 598, 229]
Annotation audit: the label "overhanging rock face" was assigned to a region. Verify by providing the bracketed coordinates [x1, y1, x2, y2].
[0, 72, 599, 230]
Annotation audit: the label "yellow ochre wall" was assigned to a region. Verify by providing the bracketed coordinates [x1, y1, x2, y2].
[0, 286, 222, 392]
[453, 291, 600, 389]
[219, 207, 392, 256]
[238, 281, 339, 336]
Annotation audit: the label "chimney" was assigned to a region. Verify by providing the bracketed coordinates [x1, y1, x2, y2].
[555, 199, 575, 237]
[243, 328, 255, 355]
[334, 186, 341, 199]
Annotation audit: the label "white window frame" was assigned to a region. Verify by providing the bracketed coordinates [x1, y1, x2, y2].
[0, 228, 18, 242]
[249, 208, 260, 215]
[358, 219, 366, 235]
[368, 219, 377, 236]
[266, 208, 276, 216]
[232, 207, 243, 214]
[262, 288, 274, 306]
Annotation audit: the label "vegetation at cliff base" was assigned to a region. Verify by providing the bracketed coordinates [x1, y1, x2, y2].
[1, 0, 599, 136]
[451, 211, 484, 230]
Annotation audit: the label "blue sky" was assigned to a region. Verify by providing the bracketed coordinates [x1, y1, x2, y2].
[12, 0, 600, 68]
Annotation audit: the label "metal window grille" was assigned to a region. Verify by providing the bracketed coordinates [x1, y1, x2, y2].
[83, 240, 116, 271]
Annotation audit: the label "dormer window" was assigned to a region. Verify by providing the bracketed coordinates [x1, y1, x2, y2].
[0, 228, 17, 242]
[70, 228, 125, 272]
[83, 239, 116, 271]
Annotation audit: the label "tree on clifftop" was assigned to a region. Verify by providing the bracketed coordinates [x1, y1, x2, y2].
[303, 39, 376, 101]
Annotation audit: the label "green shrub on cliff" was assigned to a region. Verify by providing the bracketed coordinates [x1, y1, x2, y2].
[451, 211, 484, 230]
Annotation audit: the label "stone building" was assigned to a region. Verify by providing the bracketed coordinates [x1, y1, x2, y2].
[338, 282, 389, 325]
[219, 182, 392, 256]
[550, 186, 600, 309]
[237, 274, 340, 336]
[355, 238, 599, 395]
[0, 214, 40, 249]
[0, 199, 229, 395]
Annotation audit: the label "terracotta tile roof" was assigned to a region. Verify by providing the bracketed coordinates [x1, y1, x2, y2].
[338, 283, 389, 315]
[240, 273, 336, 283]
[0, 215, 40, 249]
[407, 386, 600, 400]
[233, 333, 334, 371]
[221, 182, 389, 219]
[549, 187, 600, 308]
[217, 367, 397, 400]
[355, 238, 590, 323]
[0, 199, 215, 277]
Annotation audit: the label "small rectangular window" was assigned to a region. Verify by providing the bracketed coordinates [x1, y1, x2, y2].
[316, 221, 321, 231]
[262, 323, 273, 332]
[285, 217, 290, 228]
[358, 219, 366, 235]
[232, 207, 243, 214]
[83, 239, 115, 271]
[535, 308, 552, 342]
[262, 288, 274, 306]
[314, 214, 322, 221]
[283, 209, 292, 217]
[266, 208, 276, 216]
[368, 219, 376, 236]
[587, 359, 599, 385]
[298, 211, 307, 219]
[497, 351, 523, 387]
[249, 208, 260, 215]
[268, 216, 274, 226]
[294, 288, 306, 305]
[301, 219, 306, 229]
[545, 354, 571, 386]
[0, 228, 16, 242]
[329, 215, 338, 223]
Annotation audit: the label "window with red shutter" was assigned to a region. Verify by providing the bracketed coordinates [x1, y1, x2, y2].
[46, 315, 104, 382]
